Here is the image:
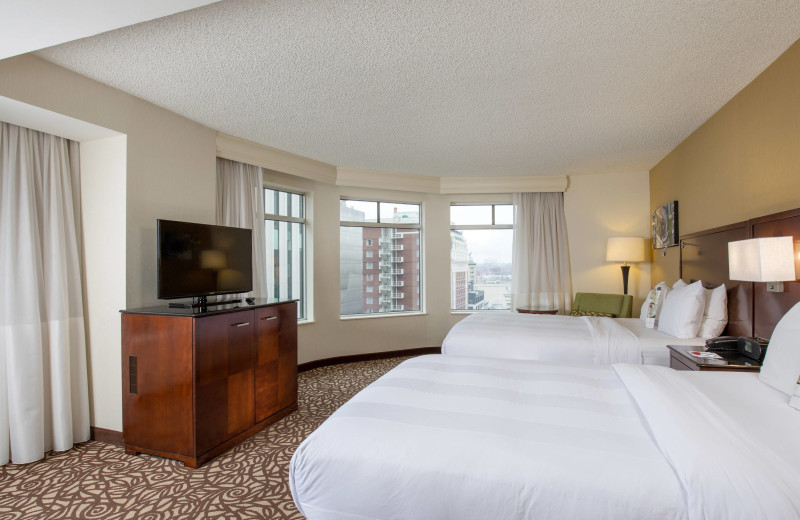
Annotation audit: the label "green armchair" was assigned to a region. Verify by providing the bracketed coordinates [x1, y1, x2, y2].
[572, 292, 633, 318]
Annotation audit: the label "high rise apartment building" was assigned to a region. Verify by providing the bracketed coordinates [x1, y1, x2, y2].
[362, 227, 420, 313]
[450, 230, 468, 309]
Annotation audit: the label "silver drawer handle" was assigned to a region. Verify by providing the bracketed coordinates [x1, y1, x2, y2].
[260, 316, 278, 321]
[231, 322, 250, 327]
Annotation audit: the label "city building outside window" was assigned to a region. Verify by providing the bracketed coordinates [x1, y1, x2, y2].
[340, 199, 422, 316]
[450, 204, 513, 311]
[264, 187, 307, 319]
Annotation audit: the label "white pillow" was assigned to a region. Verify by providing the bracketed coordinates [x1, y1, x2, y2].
[639, 281, 670, 321]
[657, 281, 706, 339]
[697, 284, 728, 339]
[672, 279, 688, 289]
[759, 302, 800, 397]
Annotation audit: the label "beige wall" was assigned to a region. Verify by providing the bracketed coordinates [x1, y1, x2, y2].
[0, 55, 217, 430]
[650, 38, 800, 283]
[262, 169, 515, 363]
[564, 172, 652, 316]
[0, 55, 218, 308]
[266, 168, 653, 363]
[0, 53, 651, 429]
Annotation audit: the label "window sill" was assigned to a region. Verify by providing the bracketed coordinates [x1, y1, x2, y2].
[340, 312, 428, 321]
[298, 319, 314, 326]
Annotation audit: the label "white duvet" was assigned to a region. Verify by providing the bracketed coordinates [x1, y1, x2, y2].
[441, 313, 704, 366]
[290, 355, 800, 519]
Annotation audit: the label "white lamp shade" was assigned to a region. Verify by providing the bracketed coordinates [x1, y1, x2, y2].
[606, 237, 645, 262]
[728, 237, 796, 282]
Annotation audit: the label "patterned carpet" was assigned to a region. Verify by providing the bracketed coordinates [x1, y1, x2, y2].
[0, 357, 410, 519]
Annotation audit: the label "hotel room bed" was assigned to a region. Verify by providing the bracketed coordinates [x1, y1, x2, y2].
[440, 312, 704, 366]
[290, 216, 800, 519]
[290, 353, 800, 519]
[442, 233, 761, 368]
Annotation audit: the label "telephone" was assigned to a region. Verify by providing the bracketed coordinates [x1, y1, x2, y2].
[704, 336, 739, 352]
[705, 336, 769, 361]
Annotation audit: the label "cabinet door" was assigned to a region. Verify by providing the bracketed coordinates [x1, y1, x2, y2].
[122, 314, 194, 456]
[195, 311, 255, 455]
[254, 306, 281, 423]
[276, 303, 298, 410]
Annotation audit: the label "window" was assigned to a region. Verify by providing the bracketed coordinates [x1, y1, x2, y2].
[365, 250, 373, 258]
[450, 203, 513, 311]
[366, 286, 373, 292]
[366, 274, 373, 281]
[265, 188, 307, 319]
[340, 199, 422, 316]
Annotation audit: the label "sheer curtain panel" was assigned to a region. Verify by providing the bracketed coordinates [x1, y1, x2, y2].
[0, 122, 90, 465]
[216, 158, 268, 298]
[512, 192, 572, 312]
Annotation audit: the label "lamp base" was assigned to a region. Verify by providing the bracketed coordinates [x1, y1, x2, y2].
[620, 265, 631, 295]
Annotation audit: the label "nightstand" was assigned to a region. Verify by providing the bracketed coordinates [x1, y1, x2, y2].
[667, 345, 761, 372]
[516, 306, 558, 315]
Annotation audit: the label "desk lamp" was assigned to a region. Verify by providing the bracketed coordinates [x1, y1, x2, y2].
[606, 237, 645, 295]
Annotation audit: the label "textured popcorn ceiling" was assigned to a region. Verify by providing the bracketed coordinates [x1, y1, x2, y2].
[36, 0, 800, 178]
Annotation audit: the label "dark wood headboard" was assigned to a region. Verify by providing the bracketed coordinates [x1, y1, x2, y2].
[749, 208, 800, 338]
[679, 207, 800, 339]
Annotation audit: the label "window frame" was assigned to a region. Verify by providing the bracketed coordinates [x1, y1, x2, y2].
[340, 198, 423, 318]
[449, 203, 514, 231]
[449, 203, 514, 312]
[264, 186, 308, 321]
[339, 199, 422, 230]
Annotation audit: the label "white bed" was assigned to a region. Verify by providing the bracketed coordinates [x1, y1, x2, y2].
[290, 354, 800, 519]
[441, 313, 704, 366]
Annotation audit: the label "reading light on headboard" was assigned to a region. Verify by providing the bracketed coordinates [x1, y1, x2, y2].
[729, 237, 796, 292]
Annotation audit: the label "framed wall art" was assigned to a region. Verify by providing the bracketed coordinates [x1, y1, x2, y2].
[652, 201, 679, 249]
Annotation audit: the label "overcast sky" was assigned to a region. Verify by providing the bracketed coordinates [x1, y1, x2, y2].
[460, 229, 512, 264]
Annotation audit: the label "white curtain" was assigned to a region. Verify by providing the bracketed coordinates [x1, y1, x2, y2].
[216, 158, 268, 298]
[0, 122, 90, 465]
[512, 192, 572, 313]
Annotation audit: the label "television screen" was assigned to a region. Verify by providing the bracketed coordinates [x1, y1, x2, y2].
[157, 219, 253, 300]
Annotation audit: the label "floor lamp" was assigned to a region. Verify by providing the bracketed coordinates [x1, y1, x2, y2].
[606, 237, 645, 295]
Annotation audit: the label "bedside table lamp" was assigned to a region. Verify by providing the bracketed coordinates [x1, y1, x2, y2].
[606, 237, 645, 295]
[728, 237, 796, 292]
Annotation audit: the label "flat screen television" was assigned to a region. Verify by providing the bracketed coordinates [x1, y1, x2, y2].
[157, 219, 253, 301]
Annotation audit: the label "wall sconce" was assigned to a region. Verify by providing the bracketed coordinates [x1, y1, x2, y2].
[728, 237, 796, 292]
[607, 237, 645, 295]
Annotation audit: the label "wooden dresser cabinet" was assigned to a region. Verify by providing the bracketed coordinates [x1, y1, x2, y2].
[121, 299, 297, 468]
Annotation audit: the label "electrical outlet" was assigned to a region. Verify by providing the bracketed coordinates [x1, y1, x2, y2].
[766, 281, 785, 293]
